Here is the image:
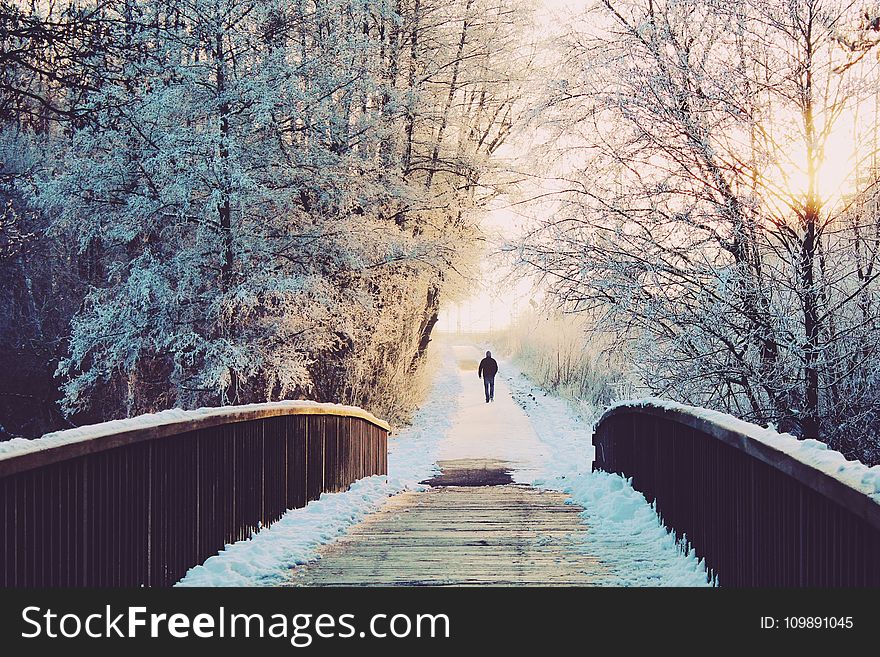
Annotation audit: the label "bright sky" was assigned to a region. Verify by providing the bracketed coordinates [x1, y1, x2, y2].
[437, 0, 571, 333]
[436, 206, 541, 333]
[437, 0, 880, 333]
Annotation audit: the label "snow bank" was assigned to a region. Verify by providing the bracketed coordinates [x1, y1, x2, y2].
[503, 367, 712, 586]
[605, 398, 880, 505]
[0, 399, 389, 461]
[176, 351, 461, 586]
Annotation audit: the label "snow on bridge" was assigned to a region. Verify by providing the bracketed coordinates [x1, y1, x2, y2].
[179, 345, 709, 587]
[7, 341, 875, 586]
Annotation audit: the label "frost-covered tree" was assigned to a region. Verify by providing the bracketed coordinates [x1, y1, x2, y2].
[517, 0, 880, 462]
[0, 0, 533, 430]
[35, 0, 414, 414]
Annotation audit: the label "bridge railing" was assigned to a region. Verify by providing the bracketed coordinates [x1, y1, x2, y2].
[0, 402, 389, 587]
[593, 401, 880, 587]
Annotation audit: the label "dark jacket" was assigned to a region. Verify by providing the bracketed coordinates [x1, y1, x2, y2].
[478, 357, 498, 379]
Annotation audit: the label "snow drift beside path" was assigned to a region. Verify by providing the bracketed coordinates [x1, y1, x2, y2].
[606, 398, 880, 505]
[502, 363, 712, 587]
[176, 352, 461, 587]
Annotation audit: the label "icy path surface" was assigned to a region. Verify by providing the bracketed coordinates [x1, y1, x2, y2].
[178, 342, 710, 586]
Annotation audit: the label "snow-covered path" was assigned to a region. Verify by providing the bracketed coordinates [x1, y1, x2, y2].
[437, 345, 548, 482]
[178, 342, 710, 586]
[498, 355, 711, 586]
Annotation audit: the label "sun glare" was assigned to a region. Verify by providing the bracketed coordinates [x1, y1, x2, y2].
[766, 103, 870, 216]
[782, 130, 857, 208]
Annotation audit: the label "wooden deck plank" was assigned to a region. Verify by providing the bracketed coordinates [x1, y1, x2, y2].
[288, 460, 604, 586]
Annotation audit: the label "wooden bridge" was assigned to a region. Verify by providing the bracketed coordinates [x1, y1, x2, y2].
[2, 369, 880, 587]
[0, 403, 389, 587]
[291, 459, 603, 586]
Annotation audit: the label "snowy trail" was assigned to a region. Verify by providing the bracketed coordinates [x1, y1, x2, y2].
[178, 341, 710, 586]
[439, 344, 709, 586]
[499, 359, 711, 586]
[437, 345, 548, 483]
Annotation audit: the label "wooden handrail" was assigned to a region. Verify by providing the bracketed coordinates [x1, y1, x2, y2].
[0, 401, 391, 478]
[598, 402, 880, 531]
[0, 402, 390, 586]
[593, 400, 880, 586]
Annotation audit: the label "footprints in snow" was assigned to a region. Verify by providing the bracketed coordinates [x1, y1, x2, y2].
[507, 375, 550, 413]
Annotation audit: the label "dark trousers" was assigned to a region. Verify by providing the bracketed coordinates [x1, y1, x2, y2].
[483, 375, 495, 402]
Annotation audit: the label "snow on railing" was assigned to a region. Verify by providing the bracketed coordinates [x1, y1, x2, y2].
[0, 401, 390, 587]
[594, 400, 880, 586]
[603, 398, 880, 505]
[0, 400, 390, 476]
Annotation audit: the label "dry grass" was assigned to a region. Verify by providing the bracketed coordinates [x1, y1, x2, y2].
[492, 309, 633, 423]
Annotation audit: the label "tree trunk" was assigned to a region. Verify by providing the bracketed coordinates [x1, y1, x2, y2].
[216, 31, 237, 404]
[402, 0, 420, 175]
[216, 32, 233, 291]
[800, 24, 821, 441]
[411, 284, 440, 372]
[800, 207, 821, 440]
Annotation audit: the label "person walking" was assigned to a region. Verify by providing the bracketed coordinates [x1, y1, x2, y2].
[478, 350, 498, 403]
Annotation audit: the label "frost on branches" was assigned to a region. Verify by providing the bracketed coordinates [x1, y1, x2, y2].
[517, 0, 880, 464]
[0, 0, 532, 433]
